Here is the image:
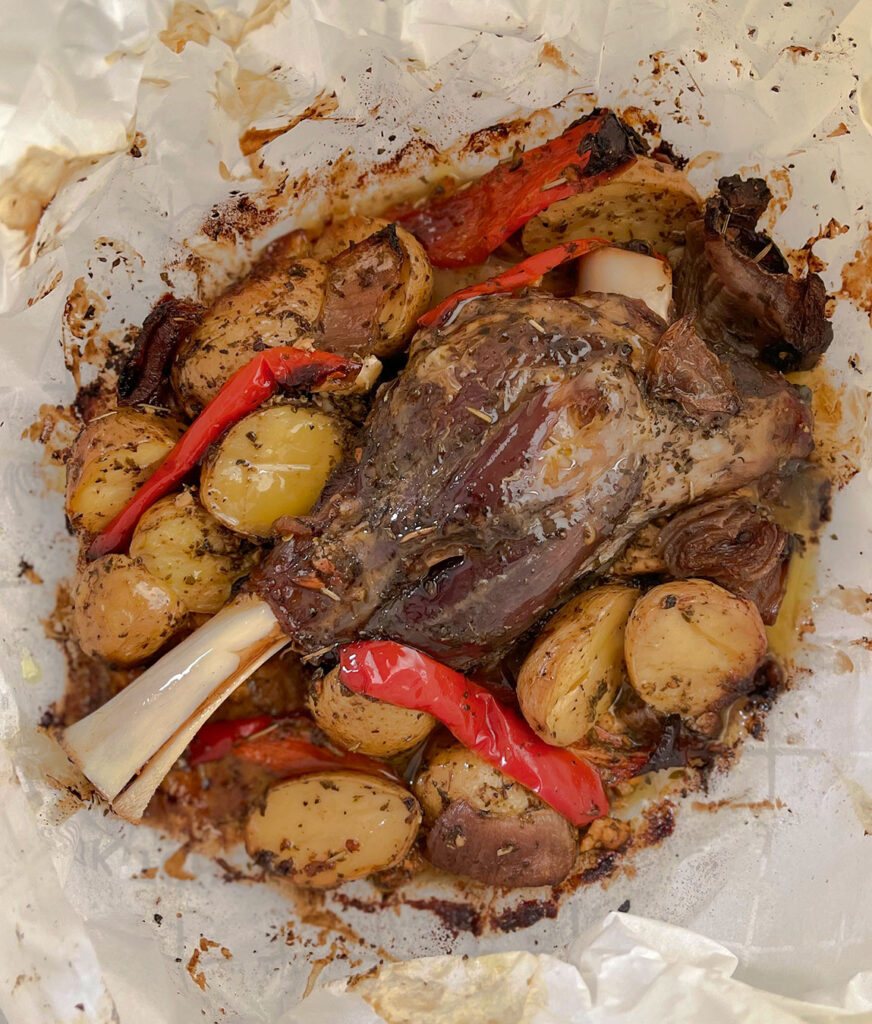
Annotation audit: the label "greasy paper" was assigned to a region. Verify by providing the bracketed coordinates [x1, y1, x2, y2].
[1, 0, 872, 1021]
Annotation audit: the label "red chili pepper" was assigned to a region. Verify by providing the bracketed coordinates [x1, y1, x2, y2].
[417, 238, 608, 328]
[234, 735, 401, 784]
[189, 714, 400, 783]
[87, 346, 359, 560]
[339, 640, 608, 826]
[189, 715, 274, 765]
[395, 111, 633, 267]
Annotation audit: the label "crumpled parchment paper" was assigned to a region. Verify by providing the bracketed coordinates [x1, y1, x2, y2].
[1, 1, 871, 1021]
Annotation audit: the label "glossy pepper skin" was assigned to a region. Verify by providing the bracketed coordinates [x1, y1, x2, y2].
[188, 714, 400, 783]
[339, 640, 609, 826]
[417, 238, 607, 328]
[87, 346, 359, 559]
[395, 109, 636, 267]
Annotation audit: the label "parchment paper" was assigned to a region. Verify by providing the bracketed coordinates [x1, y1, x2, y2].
[1, 1, 871, 1021]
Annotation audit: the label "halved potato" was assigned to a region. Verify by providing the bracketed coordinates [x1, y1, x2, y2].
[307, 667, 436, 758]
[171, 257, 327, 415]
[73, 554, 186, 665]
[200, 404, 345, 538]
[245, 771, 421, 887]
[312, 215, 390, 260]
[65, 408, 184, 535]
[521, 156, 702, 255]
[625, 578, 767, 717]
[518, 584, 640, 746]
[129, 492, 259, 613]
[414, 744, 577, 886]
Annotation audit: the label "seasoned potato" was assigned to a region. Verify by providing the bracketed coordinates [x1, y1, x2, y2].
[73, 555, 186, 665]
[320, 222, 433, 358]
[518, 584, 640, 746]
[413, 743, 541, 822]
[312, 215, 390, 260]
[200, 404, 344, 538]
[625, 578, 767, 717]
[426, 799, 577, 887]
[172, 258, 327, 415]
[65, 408, 184, 534]
[577, 247, 672, 321]
[308, 667, 436, 758]
[129, 492, 259, 613]
[414, 744, 577, 886]
[521, 156, 701, 255]
[245, 771, 421, 887]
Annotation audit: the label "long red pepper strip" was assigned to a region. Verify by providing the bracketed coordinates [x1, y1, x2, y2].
[188, 714, 401, 783]
[189, 715, 274, 765]
[339, 641, 608, 827]
[235, 735, 402, 784]
[417, 237, 609, 329]
[87, 347, 359, 560]
[395, 111, 633, 267]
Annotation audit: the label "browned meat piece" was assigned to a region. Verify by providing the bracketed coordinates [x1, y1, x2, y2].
[657, 497, 791, 624]
[647, 315, 739, 420]
[250, 290, 813, 669]
[674, 175, 832, 371]
[117, 295, 204, 405]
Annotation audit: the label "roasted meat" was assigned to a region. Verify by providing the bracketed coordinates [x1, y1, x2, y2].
[250, 291, 812, 669]
[674, 175, 832, 371]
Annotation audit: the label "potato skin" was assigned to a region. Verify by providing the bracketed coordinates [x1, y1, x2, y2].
[65, 408, 184, 535]
[171, 258, 327, 415]
[426, 799, 577, 887]
[245, 771, 422, 887]
[625, 578, 767, 717]
[518, 584, 640, 747]
[200, 404, 345, 538]
[413, 744, 541, 822]
[129, 492, 259, 613]
[73, 554, 186, 665]
[307, 667, 436, 758]
[312, 215, 390, 260]
[521, 156, 701, 255]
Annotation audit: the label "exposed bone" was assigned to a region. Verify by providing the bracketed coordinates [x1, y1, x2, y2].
[577, 246, 673, 321]
[60, 594, 287, 819]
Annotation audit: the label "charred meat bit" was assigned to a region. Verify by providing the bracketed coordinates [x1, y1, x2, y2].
[674, 175, 832, 371]
[117, 295, 204, 405]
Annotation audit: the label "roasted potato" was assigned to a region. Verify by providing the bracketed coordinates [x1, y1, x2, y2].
[312, 215, 390, 260]
[171, 257, 327, 415]
[521, 156, 701, 256]
[413, 743, 577, 886]
[625, 578, 767, 717]
[320, 222, 433, 359]
[129, 492, 259, 613]
[577, 247, 673, 321]
[245, 771, 421, 887]
[307, 667, 436, 758]
[518, 584, 640, 746]
[65, 407, 184, 534]
[200, 404, 344, 538]
[73, 554, 186, 665]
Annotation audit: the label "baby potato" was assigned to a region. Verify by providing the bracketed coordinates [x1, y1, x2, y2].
[312, 215, 390, 260]
[625, 578, 767, 717]
[171, 258, 327, 415]
[65, 408, 184, 535]
[73, 555, 186, 666]
[414, 744, 577, 886]
[518, 584, 640, 746]
[129, 492, 259, 613]
[521, 156, 701, 255]
[308, 667, 436, 758]
[200, 404, 344, 538]
[413, 743, 541, 822]
[245, 771, 421, 887]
